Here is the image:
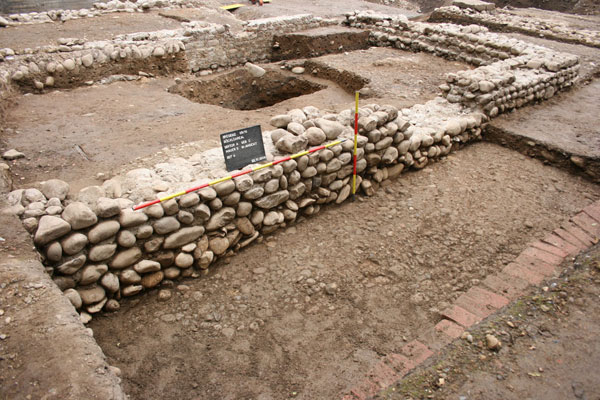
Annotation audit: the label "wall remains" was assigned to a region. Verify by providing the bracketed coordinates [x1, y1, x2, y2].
[0, 10, 585, 322]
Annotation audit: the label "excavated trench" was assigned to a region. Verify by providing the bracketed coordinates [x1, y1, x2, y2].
[2, 13, 600, 400]
[168, 69, 327, 111]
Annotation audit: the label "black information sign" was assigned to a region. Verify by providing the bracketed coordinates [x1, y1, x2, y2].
[220, 125, 267, 171]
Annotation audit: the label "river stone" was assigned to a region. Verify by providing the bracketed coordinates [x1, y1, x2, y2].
[245, 62, 265, 77]
[209, 198, 222, 211]
[287, 122, 305, 136]
[164, 226, 205, 249]
[80, 264, 108, 285]
[209, 237, 229, 255]
[236, 202, 252, 217]
[271, 129, 290, 144]
[263, 211, 282, 226]
[144, 204, 164, 219]
[100, 272, 120, 292]
[40, 179, 69, 200]
[235, 217, 254, 236]
[444, 119, 462, 136]
[120, 269, 141, 285]
[78, 186, 105, 206]
[88, 221, 120, 244]
[243, 185, 264, 200]
[223, 192, 240, 206]
[315, 118, 344, 139]
[336, 185, 351, 204]
[141, 271, 164, 289]
[163, 267, 181, 280]
[276, 135, 308, 154]
[95, 197, 120, 218]
[251, 210, 264, 225]
[288, 182, 306, 200]
[134, 260, 161, 274]
[144, 237, 164, 253]
[154, 217, 180, 235]
[34, 216, 71, 245]
[61, 233, 88, 255]
[46, 241, 63, 262]
[198, 250, 214, 269]
[270, 114, 292, 128]
[234, 175, 253, 192]
[122, 285, 143, 297]
[192, 203, 210, 221]
[119, 209, 148, 228]
[255, 190, 289, 209]
[198, 187, 217, 201]
[82, 53, 94, 67]
[136, 225, 153, 239]
[214, 180, 236, 196]
[62, 202, 97, 230]
[105, 299, 120, 312]
[64, 288, 82, 309]
[110, 247, 142, 269]
[89, 243, 117, 261]
[117, 230, 136, 247]
[87, 298, 107, 314]
[77, 285, 105, 305]
[22, 188, 45, 205]
[205, 207, 236, 231]
[175, 252, 194, 268]
[179, 193, 199, 208]
[304, 127, 326, 145]
[382, 147, 399, 164]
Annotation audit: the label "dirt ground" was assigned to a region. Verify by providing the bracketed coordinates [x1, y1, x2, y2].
[1, 2, 600, 400]
[1, 47, 464, 194]
[0, 12, 184, 52]
[89, 142, 600, 400]
[380, 244, 600, 400]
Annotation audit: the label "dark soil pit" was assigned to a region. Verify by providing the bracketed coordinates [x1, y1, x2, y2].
[168, 69, 327, 111]
[89, 142, 600, 400]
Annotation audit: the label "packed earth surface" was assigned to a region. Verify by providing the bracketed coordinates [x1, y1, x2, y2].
[1, 0, 600, 399]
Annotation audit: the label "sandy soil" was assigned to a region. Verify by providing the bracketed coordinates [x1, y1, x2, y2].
[89, 142, 600, 400]
[381, 244, 600, 400]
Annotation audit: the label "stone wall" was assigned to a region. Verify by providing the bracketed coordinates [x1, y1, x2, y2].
[429, 5, 600, 49]
[343, 11, 580, 118]
[1, 10, 585, 322]
[4, 99, 487, 322]
[0, 0, 97, 14]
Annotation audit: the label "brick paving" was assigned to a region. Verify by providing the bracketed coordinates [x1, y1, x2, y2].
[343, 199, 600, 399]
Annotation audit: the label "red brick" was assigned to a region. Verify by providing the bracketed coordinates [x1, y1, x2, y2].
[562, 222, 595, 247]
[455, 293, 494, 318]
[467, 286, 510, 309]
[350, 379, 378, 400]
[583, 201, 600, 223]
[384, 353, 415, 376]
[482, 274, 528, 299]
[572, 213, 600, 238]
[515, 253, 556, 276]
[342, 395, 358, 400]
[401, 340, 434, 365]
[553, 228, 588, 251]
[368, 361, 400, 388]
[521, 246, 564, 266]
[542, 232, 581, 256]
[503, 262, 544, 285]
[531, 240, 569, 258]
[435, 319, 464, 340]
[441, 305, 481, 328]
